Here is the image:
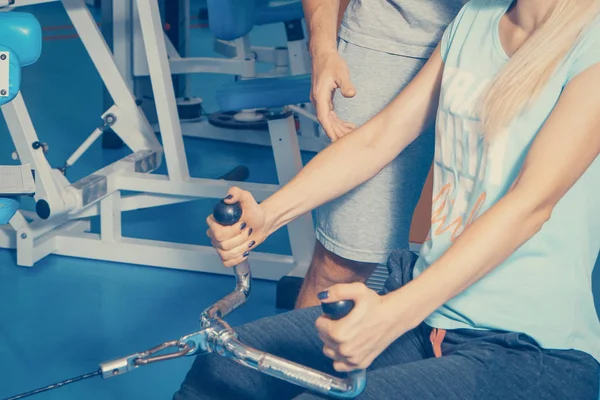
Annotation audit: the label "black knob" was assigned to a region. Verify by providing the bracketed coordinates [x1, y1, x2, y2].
[321, 300, 355, 320]
[35, 199, 51, 220]
[213, 200, 242, 226]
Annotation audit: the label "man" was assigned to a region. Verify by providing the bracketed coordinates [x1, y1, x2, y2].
[296, 0, 468, 308]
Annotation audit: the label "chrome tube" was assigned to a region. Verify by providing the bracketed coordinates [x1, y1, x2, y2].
[219, 338, 366, 399]
[200, 260, 251, 326]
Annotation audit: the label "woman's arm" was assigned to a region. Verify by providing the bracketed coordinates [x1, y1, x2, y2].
[261, 47, 444, 235]
[386, 63, 600, 332]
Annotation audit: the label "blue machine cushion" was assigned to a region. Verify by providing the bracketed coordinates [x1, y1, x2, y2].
[255, 1, 305, 26]
[207, 0, 257, 41]
[0, 12, 43, 66]
[216, 74, 311, 111]
[0, 46, 22, 106]
[0, 197, 19, 225]
[0, 12, 42, 106]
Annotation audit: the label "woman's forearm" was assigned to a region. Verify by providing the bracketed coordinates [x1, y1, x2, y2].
[385, 188, 552, 332]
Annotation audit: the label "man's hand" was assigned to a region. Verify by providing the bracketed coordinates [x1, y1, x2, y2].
[311, 49, 357, 141]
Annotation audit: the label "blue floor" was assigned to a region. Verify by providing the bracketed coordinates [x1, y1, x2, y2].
[0, 3, 309, 399]
[1, 3, 599, 400]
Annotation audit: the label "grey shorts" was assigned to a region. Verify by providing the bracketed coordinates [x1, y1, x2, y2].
[315, 39, 434, 264]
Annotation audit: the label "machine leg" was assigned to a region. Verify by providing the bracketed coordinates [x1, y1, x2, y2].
[266, 112, 316, 309]
[101, 0, 125, 149]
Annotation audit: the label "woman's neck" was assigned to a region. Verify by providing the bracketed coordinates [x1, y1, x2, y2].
[499, 0, 557, 56]
[510, 0, 557, 32]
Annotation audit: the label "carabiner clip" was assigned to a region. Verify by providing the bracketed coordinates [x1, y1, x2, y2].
[100, 340, 192, 379]
[134, 340, 192, 365]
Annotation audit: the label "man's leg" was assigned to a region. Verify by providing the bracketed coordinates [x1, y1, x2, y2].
[296, 40, 434, 308]
[296, 241, 377, 308]
[172, 307, 431, 400]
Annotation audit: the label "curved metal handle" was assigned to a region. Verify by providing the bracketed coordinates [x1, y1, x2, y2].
[201, 200, 251, 325]
[203, 199, 366, 398]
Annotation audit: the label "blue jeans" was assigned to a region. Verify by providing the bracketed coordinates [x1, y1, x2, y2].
[173, 250, 600, 399]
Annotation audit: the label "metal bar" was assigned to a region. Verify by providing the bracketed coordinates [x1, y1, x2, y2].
[267, 116, 315, 277]
[134, 0, 190, 181]
[61, 0, 160, 152]
[52, 234, 296, 280]
[114, 173, 279, 202]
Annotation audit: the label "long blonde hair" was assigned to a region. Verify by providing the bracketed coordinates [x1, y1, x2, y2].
[482, 0, 600, 137]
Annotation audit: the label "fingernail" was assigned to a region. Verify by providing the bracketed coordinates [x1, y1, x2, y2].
[248, 241, 255, 248]
[225, 194, 233, 200]
[248, 228, 253, 236]
[243, 251, 249, 258]
[240, 222, 246, 230]
[317, 290, 329, 300]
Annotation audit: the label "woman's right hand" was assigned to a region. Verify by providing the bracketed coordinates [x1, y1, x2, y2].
[206, 187, 268, 267]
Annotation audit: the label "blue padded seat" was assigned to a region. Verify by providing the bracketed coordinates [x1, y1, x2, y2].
[255, 1, 305, 26]
[206, 0, 257, 41]
[216, 74, 310, 112]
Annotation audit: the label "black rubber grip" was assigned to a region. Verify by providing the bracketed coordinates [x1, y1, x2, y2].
[321, 300, 355, 320]
[213, 200, 243, 226]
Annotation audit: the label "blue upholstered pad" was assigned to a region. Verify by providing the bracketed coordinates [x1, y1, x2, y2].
[0, 12, 42, 106]
[217, 74, 311, 111]
[206, 0, 257, 41]
[0, 12, 42, 66]
[255, 1, 304, 26]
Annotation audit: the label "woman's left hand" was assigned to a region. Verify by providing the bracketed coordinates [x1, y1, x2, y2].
[315, 282, 403, 372]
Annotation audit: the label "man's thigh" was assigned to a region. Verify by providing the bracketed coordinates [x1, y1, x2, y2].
[315, 40, 434, 264]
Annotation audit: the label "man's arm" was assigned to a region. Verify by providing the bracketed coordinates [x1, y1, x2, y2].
[385, 63, 600, 333]
[338, 0, 350, 32]
[302, 0, 357, 140]
[302, 0, 341, 57]
[261, 46, 444, 235]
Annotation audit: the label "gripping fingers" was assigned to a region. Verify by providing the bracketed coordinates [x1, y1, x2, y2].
[206, 215, 245, 241]
[207, 227, 250, 251]
[323, 345, 362, 371]
[212, 237, 253, 266]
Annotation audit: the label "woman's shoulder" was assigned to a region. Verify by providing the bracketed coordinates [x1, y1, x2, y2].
[564, 11, 600, 83]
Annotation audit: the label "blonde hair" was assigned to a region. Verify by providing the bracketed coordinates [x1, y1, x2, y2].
[482, 0, 600, 137]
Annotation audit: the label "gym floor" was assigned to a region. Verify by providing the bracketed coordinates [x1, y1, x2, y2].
[0, 2, 599, 400]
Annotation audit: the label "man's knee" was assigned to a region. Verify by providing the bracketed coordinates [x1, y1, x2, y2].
[309, 241, 377, 285]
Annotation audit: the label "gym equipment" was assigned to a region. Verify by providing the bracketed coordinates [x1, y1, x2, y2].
[2, 201, 367, 400]
[0, 11, 41, 106]
[0, 11, 39, 225]
[105, 0, 324, 152]
[0, 2, 313, 282]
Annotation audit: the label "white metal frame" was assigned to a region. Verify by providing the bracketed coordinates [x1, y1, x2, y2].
[0, 0, 315, 281]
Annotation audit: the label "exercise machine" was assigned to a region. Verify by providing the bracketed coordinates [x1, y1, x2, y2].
[0, 1, 314, 282]
[0, 11, 37, 224]
[103, 0, 325, 152]
[3, 201, 367, 400]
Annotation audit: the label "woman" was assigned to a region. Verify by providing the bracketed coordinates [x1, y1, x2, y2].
[174, 0, 600, 398]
